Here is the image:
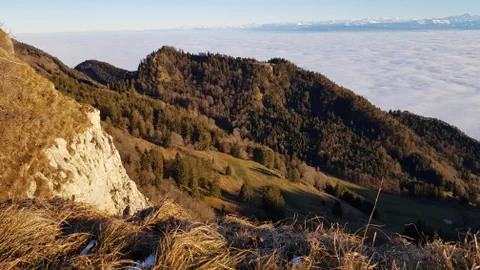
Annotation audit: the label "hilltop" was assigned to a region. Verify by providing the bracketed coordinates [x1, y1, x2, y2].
[75, 60, 136, 86]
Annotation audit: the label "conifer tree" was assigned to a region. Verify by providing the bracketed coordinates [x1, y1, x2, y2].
[150, 148, 164, 185]
[240, 182, 254, 202]
[173, 153, 188, 186]
[262, 186, 285, 220]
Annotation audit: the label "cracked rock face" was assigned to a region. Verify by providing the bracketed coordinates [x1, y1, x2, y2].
[39, 110, 149, 215]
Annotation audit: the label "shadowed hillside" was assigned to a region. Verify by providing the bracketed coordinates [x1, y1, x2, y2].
[75, 60, 136, 86]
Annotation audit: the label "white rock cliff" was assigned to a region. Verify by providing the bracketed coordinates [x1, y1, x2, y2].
[39, 110, 149, 215]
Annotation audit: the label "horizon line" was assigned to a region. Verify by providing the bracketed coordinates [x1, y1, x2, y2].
[6, 12, 478, 35]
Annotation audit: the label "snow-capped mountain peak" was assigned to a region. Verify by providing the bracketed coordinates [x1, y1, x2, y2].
[243, 13, 480, 31]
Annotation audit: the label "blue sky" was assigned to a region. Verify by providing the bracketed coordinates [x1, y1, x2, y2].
[2, 0, 480, 33]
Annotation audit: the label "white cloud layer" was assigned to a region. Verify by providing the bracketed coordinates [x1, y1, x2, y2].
[16, 30, 480, 139]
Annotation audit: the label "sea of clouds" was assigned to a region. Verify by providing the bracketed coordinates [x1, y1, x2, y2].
[15, 30, 480, 139]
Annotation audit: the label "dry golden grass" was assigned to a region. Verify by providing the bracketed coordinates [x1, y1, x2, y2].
[0, 200, 91, 269]
[0, 29, 14, 55]
[0, 30, 92, 200]
[155, 224, 242, 269]
[0, 198, 478, 269]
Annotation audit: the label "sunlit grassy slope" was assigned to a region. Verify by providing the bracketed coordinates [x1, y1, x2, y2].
[107, 126, 369, 229]
[182, 150, 371, 228]
[207, 151, 332, 216]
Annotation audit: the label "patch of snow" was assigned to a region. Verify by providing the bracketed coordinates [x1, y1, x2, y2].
[131, 253, 156, 269]
[80, 239, 97, 255]
[433, 20, 451, 25]
[292, 256, 302, 267]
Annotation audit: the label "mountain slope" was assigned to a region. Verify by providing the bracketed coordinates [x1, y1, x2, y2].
[12, 37, 480, 232]
[391, 110, 480, 204]
[77, 47, 480, 203]
[12, 39, 376, 226]
[12, 39, 101, 87]
[0, 30, 147, 215]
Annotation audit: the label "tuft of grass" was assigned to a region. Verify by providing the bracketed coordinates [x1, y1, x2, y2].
[156, 224, 242, 270]
[140, 199, 192, 226]
[0, 201, 89, 269]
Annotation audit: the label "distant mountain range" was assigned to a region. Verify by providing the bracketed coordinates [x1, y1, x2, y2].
[178, 13, 480, 31]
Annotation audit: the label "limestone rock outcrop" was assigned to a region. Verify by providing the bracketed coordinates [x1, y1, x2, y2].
[0, 29, 148, 215]
[40, 110, 149, 215]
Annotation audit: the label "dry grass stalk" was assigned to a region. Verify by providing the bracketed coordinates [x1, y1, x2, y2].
[362, 177, 384, 244]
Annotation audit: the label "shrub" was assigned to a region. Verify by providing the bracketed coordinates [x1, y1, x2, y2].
[262, 186, 285, 220]
[332, 184, 378, 218]
[230, 143, 241, 158]
[208, 179, 221, 198]
[253, 147, 275, 169]
[325, 183, 336, 196]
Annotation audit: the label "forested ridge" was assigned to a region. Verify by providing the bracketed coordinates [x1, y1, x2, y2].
[75, 46, 480, 205]
[391, 110, 480, 202]
[13, 40, 480, 206]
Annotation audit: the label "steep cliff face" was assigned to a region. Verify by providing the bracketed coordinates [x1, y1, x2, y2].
[0, 29, 148, 215]
[39, 110, 149, 215]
